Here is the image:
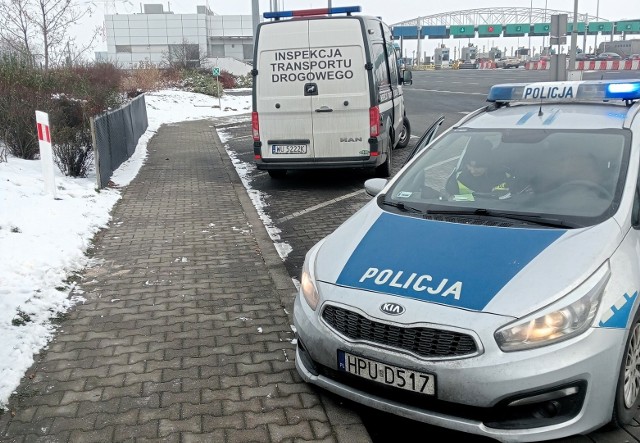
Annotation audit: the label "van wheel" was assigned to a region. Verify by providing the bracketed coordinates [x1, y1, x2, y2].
[396, 117, 411, 149]
[610, 307, 640, 428]
[268, 170, 287, 179]
[375, 139, 392, 178]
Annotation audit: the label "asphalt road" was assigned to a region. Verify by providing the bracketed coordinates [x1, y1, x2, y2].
[220, 69, 640, 443]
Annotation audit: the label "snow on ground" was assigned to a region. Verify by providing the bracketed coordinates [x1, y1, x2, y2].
[0, 89, 253, 409]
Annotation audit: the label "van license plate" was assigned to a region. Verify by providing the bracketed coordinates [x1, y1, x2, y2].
[337, 350, 436, 395]
[272, 144, 307, 154]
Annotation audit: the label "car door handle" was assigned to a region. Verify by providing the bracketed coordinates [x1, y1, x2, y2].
[315, 106, 333, 113]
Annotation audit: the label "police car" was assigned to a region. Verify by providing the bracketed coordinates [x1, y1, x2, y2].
[293, 79, 640, 441]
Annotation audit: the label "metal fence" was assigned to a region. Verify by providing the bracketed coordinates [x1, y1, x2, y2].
[90, 94, 148, 189]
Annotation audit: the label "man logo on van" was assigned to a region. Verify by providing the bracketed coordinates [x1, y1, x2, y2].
[304, 83, 318, 96]
[341, 137, 362, 143]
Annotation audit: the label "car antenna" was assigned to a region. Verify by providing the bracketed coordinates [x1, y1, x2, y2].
[538, 104, 544, 116]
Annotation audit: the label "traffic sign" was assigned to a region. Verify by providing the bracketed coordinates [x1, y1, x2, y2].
[588, 22, 613, 34]
[504, 24, 527, 37]
[616, 21, 640, 34]
[478, 24, 502, 37]
[450, 25, 475, 38]
[212, 67, 220, 76]
[531, 23, 550, 36]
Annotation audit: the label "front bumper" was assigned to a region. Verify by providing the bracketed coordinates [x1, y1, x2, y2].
[293, 289, 625, 442]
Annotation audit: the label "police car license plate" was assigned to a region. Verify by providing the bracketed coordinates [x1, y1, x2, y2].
[271, 144, 307, 154]
[338, 350, 435, 395]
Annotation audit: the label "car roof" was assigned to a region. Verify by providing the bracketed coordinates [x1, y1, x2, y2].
[463, 103, 632, 130]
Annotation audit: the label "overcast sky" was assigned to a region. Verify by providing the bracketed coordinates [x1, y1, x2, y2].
[82, 0, 633, 57]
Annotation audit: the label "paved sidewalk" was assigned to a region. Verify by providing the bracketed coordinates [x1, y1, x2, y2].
[0, 120, 371, 442]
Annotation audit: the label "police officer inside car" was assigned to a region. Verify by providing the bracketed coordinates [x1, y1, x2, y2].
[446, 139, 511, 199]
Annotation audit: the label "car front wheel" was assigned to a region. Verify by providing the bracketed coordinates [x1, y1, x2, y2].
[610, 307, 640, 427]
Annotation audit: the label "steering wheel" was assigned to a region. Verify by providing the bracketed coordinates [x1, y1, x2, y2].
[556, 180, 613, 200]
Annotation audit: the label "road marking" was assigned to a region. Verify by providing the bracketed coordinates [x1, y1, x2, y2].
[410, 88, 486, 96]
[276, 189, 366, 224]
[458, 111, 470, 114]
[234, 135, 253, 140]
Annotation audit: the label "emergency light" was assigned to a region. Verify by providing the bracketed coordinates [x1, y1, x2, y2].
[487, 80, 640, 103]
[264, 6, 361, 19]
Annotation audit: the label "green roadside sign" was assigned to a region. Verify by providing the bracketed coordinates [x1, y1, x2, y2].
[212, 67, 220, 76]
[450, 25, 475, 38]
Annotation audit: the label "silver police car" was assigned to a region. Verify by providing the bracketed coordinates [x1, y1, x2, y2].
[293, 80, 640, 442]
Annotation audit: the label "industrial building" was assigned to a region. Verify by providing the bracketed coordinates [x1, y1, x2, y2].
[100, 3, 254, 68]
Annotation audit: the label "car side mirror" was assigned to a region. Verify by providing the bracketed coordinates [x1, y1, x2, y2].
[365, 178, 388, 197]
[403, 70, 413, 85]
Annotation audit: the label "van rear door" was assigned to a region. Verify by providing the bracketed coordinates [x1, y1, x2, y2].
[256, 20, 315, 161]
[308, 18, 369, 159]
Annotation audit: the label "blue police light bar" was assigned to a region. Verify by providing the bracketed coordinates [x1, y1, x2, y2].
[487, 80, 640, 103]
[264, 6, 361, 19]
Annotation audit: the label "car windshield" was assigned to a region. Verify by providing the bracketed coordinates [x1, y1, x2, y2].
[385, 128, 630, 228]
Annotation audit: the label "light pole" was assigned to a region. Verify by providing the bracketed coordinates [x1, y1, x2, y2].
[568, 0, 579, 77]
[594, 0, 599, 53]
[529, 0, 533, 55]
[542, 0, 548, 52]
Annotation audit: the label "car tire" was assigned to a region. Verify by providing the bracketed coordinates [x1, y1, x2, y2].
[268, 169, 287, 179]
[396, 117, 411, 149]
[610, 307, 640, 428]
[375, 137, 392, 178]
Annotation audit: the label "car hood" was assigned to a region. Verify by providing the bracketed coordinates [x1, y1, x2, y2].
[315, 204, 623, 318]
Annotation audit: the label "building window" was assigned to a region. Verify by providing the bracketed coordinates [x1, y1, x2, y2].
[167, 44, 201, 68]
[243, 44, 253, 60]
[116, 45, 132, 53]
[208, 44, 225, 57]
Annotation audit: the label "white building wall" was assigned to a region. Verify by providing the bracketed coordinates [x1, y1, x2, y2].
[104, 10, 254, 69]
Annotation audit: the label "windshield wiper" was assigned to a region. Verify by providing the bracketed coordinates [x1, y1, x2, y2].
[381, 200, 424, 214]
[424, 207, 579, 228]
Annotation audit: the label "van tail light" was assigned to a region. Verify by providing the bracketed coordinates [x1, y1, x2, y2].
[252, 112, 260, 141]
[369, 106, 380, 138]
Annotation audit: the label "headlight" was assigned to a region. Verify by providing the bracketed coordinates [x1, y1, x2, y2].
[495, 262, 610, 352]
[300, 243, 322, 310]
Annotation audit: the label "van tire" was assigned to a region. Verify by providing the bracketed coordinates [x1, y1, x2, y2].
[268, 170, 287, 179]
[375, 139, 392, 178]
[610, 307, 640, 428]
[396, 117, 411, 149]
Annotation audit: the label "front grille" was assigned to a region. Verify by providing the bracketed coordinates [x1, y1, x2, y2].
[322, 304, 478, 358]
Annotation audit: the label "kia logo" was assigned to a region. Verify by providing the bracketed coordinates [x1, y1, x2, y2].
[380, 302, 405, 316]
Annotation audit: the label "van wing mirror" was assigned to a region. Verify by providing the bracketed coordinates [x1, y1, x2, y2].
[403, 70, 413, 85]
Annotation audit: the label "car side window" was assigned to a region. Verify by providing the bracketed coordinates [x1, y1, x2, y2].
[372, 43, 389, 88]
[386, 42, 399, 86]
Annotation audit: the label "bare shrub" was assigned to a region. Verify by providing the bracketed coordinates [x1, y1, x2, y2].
[49, 95, 93, 177]
[0, 57, 52, 159]
[218, 70, 236, 89]
[121, 61, 162, 95]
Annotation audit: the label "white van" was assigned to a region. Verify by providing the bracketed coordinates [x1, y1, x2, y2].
[251, 6, 410, 178]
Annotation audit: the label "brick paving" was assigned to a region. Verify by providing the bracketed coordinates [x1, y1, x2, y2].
[0, 120, 370, 443]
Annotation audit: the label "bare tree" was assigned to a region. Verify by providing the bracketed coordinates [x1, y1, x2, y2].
[0, 0, 98, 70]
[31, 0, 97, 70]
[162, 38, 205, 69]
[0, 0, 36, 64]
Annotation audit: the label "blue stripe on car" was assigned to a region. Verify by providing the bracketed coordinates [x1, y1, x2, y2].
[336, 213, 565, 311]
[599, 291, 638, 329]
[516, 111, 535, 125]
